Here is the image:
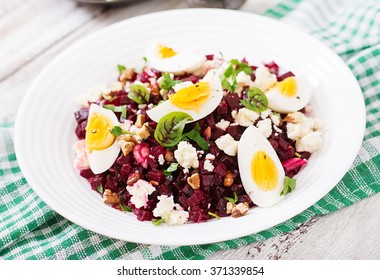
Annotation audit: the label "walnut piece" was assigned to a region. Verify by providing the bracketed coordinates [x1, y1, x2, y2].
[203, 126, 211, 141]
[187, 173, 200, 190]
[223, 171, 234, 187]
[164, 149, 174, 162]
[127, 170, 140, 186]
[226, 201, 234, 214]
[119, 68, 135, 84]
[135, 114, 145, 128]
[150, 83, 160, 96]
[231, 202, 249, 218]
[118, 134, 138, 156]
[103, 189, 120, 204]
[136, 124, 151, 140]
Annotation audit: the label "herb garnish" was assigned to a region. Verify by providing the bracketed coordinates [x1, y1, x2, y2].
[159, 73, 180, 91]
[128, 84, 150, 104]
[97, 184, 103, 193]
[280, 176, 297, 196]
[152, 218, 164, 226]
[109, 126, 135, 137]
[240, 86, 268, 112]
[103, 104, 127, 119]
[154, 112, 193, 147]
[208, 212, 221, 220]
[224, 192, 238, 204]
[164, 163, 179, 176]
[117, 64, 126, 75]
[181, 123, 209, 150]
[119, 203, 132, 212]
[221, 59, 253, 93]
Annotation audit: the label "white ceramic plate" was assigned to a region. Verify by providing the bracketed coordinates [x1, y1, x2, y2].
[14, 9, 365, 245]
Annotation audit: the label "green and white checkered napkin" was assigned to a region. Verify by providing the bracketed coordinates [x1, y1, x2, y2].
[1, 0, 379, 259]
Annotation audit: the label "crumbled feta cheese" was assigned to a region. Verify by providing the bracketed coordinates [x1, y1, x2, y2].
[296, 131, 323, 153]
[158, 154, 165, 165]
[286, 112, 322, 140]
[148, 154, 155, 159]
[138, 104, 147, 110]
[231, 109, 238, 119]
[205, 153, 215, 160]
[260, 109, 272, 120]
[76, 84, 107, 108]
[120, 120, 133, 133]
[166, 209, 189, 225]
[234, 108, 260, 127]
[204, 159, 214, 172]
[173, 81, 194, 92]
[73, 140, 89, 170]
[256, 118, 272, 138]
[253, 64, 277, 91]
[126, 179, 155, 209]
[153, 195, 189, 225]
[147, 103, 154, 109]
[215, 134, 239, 156]
[270, 112, 281, 126]
[215, 119, 230, 131]
[174, 141, 199, 172]
[153, 195, 175, 218]
[235, 71, 254, 95]
[273, 125, 283, 133]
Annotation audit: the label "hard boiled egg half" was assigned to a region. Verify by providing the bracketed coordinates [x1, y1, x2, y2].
[147, 70, 223, 123]
[238, 126, 285, 207]
[145, 42, 206, 75]
[85, 104, 120, 174]
[266, 74, 312, 113]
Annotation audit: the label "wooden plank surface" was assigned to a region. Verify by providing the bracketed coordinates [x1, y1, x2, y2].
[0, 0, 378, 259]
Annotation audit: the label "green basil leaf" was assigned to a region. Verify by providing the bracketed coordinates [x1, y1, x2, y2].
[280, 176, 297, 196]
[119, 203, 132, 212]
[164, 163, 179, 176]
[241, 86, 268, 112]
[117, 64, 126, 75]
[152, 218, 164, 226]
[128, 84, 150, 104]
[154, 112, 193, 147]
[103, 104, 127, 119]
[182, 128, 209, 151]
[97, 184, 103, 193]
[208, 212, 221, 220]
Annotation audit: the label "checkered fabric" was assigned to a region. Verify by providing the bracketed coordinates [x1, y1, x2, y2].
[1, 0, 379, 259]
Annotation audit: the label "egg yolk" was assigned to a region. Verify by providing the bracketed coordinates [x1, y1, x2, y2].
[85, 113, 116, 153]
[274, 77, 297, 97]
[158, 44, 177, 58]
[251, 150, 278, 191]
[169, 81, 211, 112]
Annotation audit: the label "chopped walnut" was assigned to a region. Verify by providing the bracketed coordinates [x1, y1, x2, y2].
[187, 173, 200, 190]
[103, 189, 120, 204]
[226, 201, 234, 214]
[164, 149, 174, 162]
[223, 171, 234, 187]
[150, 83, 160, 96]
[150, 180, 159, 187]
[231, 202, 249, 218]
[118, 134, 138, 156]
[283, 112, 305, 124]
[102, 81, 123, 101]
[119, 68, 135, 84]
[135, 114, 145, 128]
[127, 170, 140, 186]
[136, 124, 151, 140]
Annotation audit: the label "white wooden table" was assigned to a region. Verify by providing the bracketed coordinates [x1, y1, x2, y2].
[1, 0, 379, 259]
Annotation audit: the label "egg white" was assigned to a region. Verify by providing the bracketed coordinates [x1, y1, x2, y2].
[266, 74, 312, 113]
[145, 42, 206, 75]
[238, 125, 285, 207]
[86, 104, 121, 174]
[146, 69, 223, 123]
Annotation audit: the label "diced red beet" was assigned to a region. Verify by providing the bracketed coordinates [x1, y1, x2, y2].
[74, 108, 89, 123]
[216, 100, 229, 115]
[226, 125, 240, 140]
[187, 189, 206, 208]
[282, 158, 307, 173]
[264, 61, 280, 76]
[213, 162, 227, 178]
[189, 205, 207, 223]
[200, 173, 215, 188]
[181, 184, 194, 197]
[105, 178, 118, 192]
[180, 75, 200, 83]
[88, 175, 106, 191]
[75, 121, 87, 139]
[79, 169, 93, 179]
[278, 71, 295, 81]
[121, 164, 132, 177]
[204, 114, 215, 126]
[134, 208, 153, 221]
[205, 54, 214, 60]
[157, 185, 172, 196]
[225, 93, 240, 110]
[148, 169, 165, 184]
[150, 145, 165, 159]
[116, 153, 133, 166]
[210, 126, 225, 141]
